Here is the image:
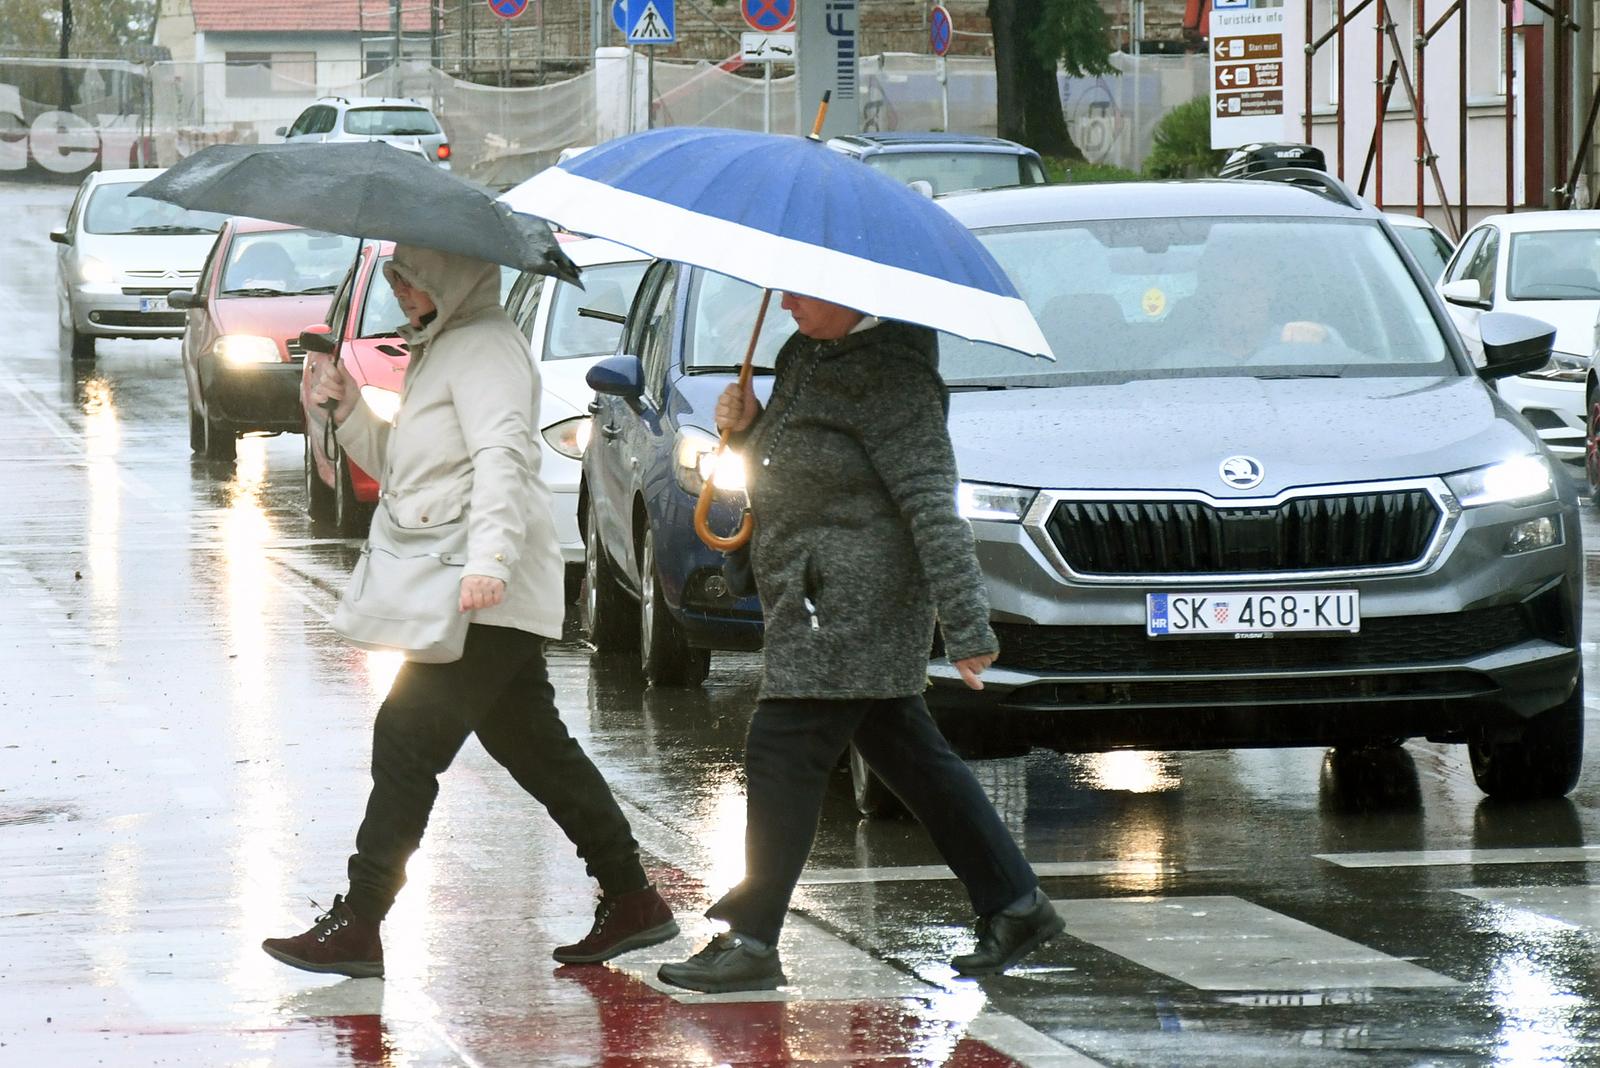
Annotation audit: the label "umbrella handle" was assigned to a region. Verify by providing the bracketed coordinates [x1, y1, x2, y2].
[693, 289, 772, 552]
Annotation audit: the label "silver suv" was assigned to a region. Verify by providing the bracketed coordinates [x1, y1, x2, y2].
[278, 96, 450, 169]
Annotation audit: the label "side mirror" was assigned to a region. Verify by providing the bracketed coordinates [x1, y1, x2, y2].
[167, 289, 199, 309]
[275, 126, 288, 137]
[1477, 311, 1557, 380]
[1439, 278, 1486, 308]
[49, 228, 68, 245]
[298, 324, 337, 355]
[586, 354, 645, 408]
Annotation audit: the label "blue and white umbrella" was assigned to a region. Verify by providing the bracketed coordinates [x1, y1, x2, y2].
[499, 126, 1053, 359]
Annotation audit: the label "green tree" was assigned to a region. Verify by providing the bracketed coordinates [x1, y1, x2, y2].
[989, 0, 1114, 159]
[0, 0, 154, 55]
[1143, 95, 1228, 178]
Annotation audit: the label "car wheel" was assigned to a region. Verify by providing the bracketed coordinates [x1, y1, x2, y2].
[1468, 672, 1584, 800]
[1586, 389, 1600, 506]
[305, 433, 334, 522]
[188, 405, 205, 454]
[638, 525, 710, 687]
[580, 503, 639, 652]
[333, 456, 371, 537]
[60, 319, 94, 362]
[202, 405, 236, 461]
[849, 743, 908, 820]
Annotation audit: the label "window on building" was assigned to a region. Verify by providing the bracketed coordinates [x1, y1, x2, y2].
[224, 51, 317, 97]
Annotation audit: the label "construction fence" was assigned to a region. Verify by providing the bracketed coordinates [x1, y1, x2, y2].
[0, 51, 1208, 187]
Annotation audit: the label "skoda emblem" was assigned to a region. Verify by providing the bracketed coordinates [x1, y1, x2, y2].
[1219, 455, 1264, 490]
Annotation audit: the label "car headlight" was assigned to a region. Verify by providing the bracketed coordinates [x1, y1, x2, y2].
[359, 385, 401, 424]
[674, 427, 747, 497]
[542, 415, 592, 459]
[78, 256, 117, 283]
[1522, 352, 1588, 382]
[212, 334, 280, 365]
[1444, 455, 1555, 507]
[957, 481, 1037, 522]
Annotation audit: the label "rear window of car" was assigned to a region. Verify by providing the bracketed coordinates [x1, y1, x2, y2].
[220, 229, 359, 296]
[343, 107, 439, 137]
[83, 182, 227, 235]
[544, 261, 649, 359]
[938, 215, 1451, 386]
[865, 151, 1044, 194]
[1507, 229, 1600, 300]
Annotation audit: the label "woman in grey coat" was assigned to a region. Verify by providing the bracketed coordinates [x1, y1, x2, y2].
[657, 293, 1062, 994]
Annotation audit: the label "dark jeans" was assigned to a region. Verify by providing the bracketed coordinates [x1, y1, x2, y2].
[707, 693, 1038, 945]
[345, 624, 648, 922]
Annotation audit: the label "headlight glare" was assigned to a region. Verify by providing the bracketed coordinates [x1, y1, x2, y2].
[78, 256, 117, 283]
[359, 384, 401, 424]
[213, 334, 280, 364]
[674, 428, 747, 496]
[1523, 353, 1588, 383]
[541, 415, 592, 459]
[957, 481, 1036, 522]
[1445, 455, 1555, 507]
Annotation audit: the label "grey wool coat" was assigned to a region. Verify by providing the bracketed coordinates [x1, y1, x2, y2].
[741, 319, 999, 700]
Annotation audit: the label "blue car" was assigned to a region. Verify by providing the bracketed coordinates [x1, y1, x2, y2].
[580, 262, 791, 685]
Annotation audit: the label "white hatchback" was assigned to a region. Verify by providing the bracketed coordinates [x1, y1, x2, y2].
[1438, 211, 1600, 471]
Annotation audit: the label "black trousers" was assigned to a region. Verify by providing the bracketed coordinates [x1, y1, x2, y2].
[707, 693, 1038, 945]
[345, 624, 648, 922]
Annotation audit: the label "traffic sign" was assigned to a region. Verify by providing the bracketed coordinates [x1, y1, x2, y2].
[741, 31, 796, 62]
[611, 0, 627, 32]
[929, 5, 952, 56]
[1209, 6, 1289, 148]
[1213, 0, 1249, 7]
[741, 0, 795, 33]
[488, 0, 529, 17]
[628, 0, 675, 43]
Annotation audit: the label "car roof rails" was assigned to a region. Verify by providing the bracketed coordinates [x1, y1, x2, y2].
[1246, 167, 1366, 212]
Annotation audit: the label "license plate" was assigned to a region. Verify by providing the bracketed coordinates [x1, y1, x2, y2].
[1146, 590, 1359, 637]
[139, 296, 169, 313]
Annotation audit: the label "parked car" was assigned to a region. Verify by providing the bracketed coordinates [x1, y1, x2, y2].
[591, 170, 1582, 805]
[299, 239, 405, 534]
[1438, 211, 1600, 472]
[278, 96, 451, 169]
[1386, 213, 1454, 282]
[504, 239, 649, 592]
[824, 132, 1047, 194]
[51, 167, 227, 362]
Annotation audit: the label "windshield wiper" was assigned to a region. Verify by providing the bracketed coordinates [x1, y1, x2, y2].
[221, 287, 290, 297]
[128, 224, 216, 235]
[1253, 371, 1344, 379]
[289, 285, 338, 295]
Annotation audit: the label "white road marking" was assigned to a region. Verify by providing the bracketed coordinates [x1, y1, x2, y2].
[1453, 885, 1600, 928]
[1317, 846, 1600, 869]
[1055, 895, 1459, 991]
[800, 860, 1222, 885]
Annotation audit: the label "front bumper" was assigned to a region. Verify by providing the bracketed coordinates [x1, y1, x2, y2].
[652, 483, 764, 652]
[200, 355, 304, 433]
[69, 283, 186, 338]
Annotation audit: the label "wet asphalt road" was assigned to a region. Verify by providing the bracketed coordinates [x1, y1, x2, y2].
[8, 181, 1600, 1067]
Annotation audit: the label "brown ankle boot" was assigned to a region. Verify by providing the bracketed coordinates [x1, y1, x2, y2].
[262, 895, 384, 979]
[552, 886, 680, 964]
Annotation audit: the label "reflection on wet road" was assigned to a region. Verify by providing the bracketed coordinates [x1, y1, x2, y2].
[5, 181, 1600, 1066]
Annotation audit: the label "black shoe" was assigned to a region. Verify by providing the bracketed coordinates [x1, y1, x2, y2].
[951, 889, 1063, 976]
[261, 894, 385, 979]
[657, 931, 786, 993]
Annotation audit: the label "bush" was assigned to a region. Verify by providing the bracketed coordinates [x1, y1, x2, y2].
[1041, 157, 1140, 184]
[1143, 96, 1228, 179]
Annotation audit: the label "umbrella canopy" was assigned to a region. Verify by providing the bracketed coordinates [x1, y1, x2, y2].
[499, 126, 1052, 358]
[134, 142, 578, 281]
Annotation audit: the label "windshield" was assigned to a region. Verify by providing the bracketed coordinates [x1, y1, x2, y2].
[685, 270, 793, 372]
[220, 229, 359, 297]
[84, 182, 227, 235]
[1507, 229, 1600, 300]
[545, 261, 648, 360]
[1394, 225, 1452, 282]
[865, 151, 1044, 194]
[360, 254, 405, 335]
[344, 107, 439, 137]
[938, 216, 1451, 386]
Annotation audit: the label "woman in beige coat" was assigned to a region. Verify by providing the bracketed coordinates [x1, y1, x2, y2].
[262, 245, 678, 979]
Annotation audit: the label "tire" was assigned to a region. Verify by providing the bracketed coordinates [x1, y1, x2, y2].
[1586, 388, 1600, 506]
[1469, 673, 1585, 800]
[305, 433, 334, 522]
[580, 503, 638, 652]
[188, 404, 205, 454]
[638, 525, 710, 687]
[61, 319, 94, 363]
[849, 744, 908, 819]
[333, 456, 371, 537]
[202, 404, 236, 461]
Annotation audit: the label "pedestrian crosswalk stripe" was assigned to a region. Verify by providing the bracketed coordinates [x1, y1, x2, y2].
[1055, 895, 1459, 991]
[1453, 886, 1600, 928]
[799, 860, 1224, 885]
[1317, 847, 1600, 869]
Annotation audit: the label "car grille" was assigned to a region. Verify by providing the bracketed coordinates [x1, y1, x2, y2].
[991, 606, 1534, 675]
[94, 311, 186, 328]
[124, 269, 199, 280]
[1045, 489, 1441, 576]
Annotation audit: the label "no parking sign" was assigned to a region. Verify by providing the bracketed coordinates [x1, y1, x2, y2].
[929, 5, 952, 56]
[488, 0, 529, 19]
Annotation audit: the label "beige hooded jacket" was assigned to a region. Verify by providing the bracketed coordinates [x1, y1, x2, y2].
[335, 244, 564, 640]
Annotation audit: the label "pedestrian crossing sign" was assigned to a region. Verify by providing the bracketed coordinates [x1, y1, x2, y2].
[628, 0, 676, 44]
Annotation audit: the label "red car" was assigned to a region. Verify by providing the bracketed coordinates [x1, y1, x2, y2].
[174, 218, 357, 460]
[299, 240, 407, 535]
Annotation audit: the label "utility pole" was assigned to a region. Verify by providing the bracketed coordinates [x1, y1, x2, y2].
[58, 0, 73, 110]
[392, 0, 403, 96]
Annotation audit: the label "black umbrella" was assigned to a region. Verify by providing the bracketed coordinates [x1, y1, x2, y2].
[132, 141, 578, 282]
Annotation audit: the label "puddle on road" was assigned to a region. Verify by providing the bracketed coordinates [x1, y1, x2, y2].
[0, 802, 80, 827]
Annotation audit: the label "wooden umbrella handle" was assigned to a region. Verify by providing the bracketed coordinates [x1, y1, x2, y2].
[694, 289, 772, 551]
